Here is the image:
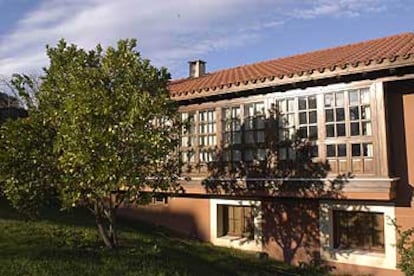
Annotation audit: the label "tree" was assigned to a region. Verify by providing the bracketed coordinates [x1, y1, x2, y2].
[394, 223, 414, 275]
[0, 39, 182, 248]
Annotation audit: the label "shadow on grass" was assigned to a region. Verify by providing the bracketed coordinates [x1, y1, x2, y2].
[0, 198, 310, 275]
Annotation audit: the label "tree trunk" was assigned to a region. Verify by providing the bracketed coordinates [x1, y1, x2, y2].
[94, 200, 117, 249]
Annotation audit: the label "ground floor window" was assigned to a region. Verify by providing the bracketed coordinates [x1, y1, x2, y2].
[319, 202, 396, 270]
[217, 205, 254, 239]
[333, 210, 384, 252]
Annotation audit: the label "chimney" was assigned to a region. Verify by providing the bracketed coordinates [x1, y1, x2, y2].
[188, 60, 206, 78]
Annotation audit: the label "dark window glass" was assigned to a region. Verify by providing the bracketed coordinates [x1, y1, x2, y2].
[337, 123, 346, 136]
[311, 145, 318, 157]
[333, 211, 384, 252]
[352, 144, 361, 156]
[351, 122, 360, 136]
[299, 112, 307, 124]
[349, 107, 359, 120]
[325, 109, 334, 122]
[338, 144, 347, 157]
[309, 111, 317, 124]
[327, 145, 336, 157]
[298, 127, 307, 138]
[336, 108, 345, 121]
[309, 126, 318, 140]
[299, 97, 307, 110]
[326, 125, 335, 137]
[309, 96, 317, 109]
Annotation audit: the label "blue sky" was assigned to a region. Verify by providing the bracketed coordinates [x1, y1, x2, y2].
[0, 0, 413, 80]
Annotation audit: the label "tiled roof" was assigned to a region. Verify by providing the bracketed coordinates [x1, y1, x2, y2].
[170, 32, 414, 100]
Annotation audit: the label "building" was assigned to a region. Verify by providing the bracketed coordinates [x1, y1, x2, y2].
[122, 32, 414, 275]
[0, 92, 27, 125]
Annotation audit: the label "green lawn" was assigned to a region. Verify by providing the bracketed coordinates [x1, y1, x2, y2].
[0, 200, 322, 276]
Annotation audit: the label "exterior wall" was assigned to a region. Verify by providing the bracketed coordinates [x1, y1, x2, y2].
[119, 197, 211, 241]
[262, 199, 320, 266]
[319, 202, 397, 270]
[395, 92, 414, 246]
[209, 198, 263, 252]
[330, 262, 403, 276]
[119, 76, 414, 275]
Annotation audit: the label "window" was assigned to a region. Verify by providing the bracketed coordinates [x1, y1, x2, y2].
[333, 210, 384, 252]
[351, 143, 374, 174]
[152, 194, 168, 205]
[349, 88, 372, 136]
[244, 102, 266, 161]
[181, 112, 196, 164]
[277, 98, 296, 160]
[198, 110, 218, 163]
[324, 88, 374, 175]
[217, 205, 254, 238]
[222, 106, 242, 162]
[298, 95, 318, 140]
[326, 143, 347, 173]
[325, 92, 346, 137]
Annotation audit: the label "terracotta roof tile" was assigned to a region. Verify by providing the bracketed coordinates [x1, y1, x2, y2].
[169, 33, 414, 99]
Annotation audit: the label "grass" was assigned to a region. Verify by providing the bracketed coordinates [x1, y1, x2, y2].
[0, 200, 320, 276]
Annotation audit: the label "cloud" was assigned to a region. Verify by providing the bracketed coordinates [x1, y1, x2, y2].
[0, 0, 281, 78]
[0, 0, 395, 78]
[291, 0, 389, 19]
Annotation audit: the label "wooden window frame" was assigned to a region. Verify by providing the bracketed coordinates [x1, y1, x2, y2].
[333, 210, 385, 253]
[217, 205, 254, 238]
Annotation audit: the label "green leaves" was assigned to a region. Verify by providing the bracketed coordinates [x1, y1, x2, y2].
[0, 38, 182, 247]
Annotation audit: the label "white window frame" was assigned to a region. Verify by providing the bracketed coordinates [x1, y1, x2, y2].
[210, 198, 263, 252]
[319, 201, 397, 270]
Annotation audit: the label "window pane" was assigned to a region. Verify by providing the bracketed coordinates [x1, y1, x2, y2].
[360, 88, 370, 105]
[327, 145, 336, 157]
[233, 132, 241, 144]
[309, 111, 317, 124]
[245, 132, 254, 143]
[349, 106, 359, 120]
[325, 109, 334, 122]
[351, 122, 360, 136]
[287, 114, 295, 126]
[336, 108, 345, 121]
[361, 106, 371, 120]
[349, 90, 359, 105]
[333, 211, 384, 252]
[325, 94, 333, 108]
[279, 147, 287, 160]
[337, 123, 346, 136]
[257, 149, 266, 160]
[233, 150, 241, 161]
[338, 144, 347, 157]
[299, 112, 307, 124]
[256, 117, 265, 129]
[352, 144, 361, 156]
[309, 96, 317, 109]
[287, 99, 295, 111]
[363, 143, 374, 157]
[298, 127, 307, 138]
[257, 131, 265, 143]
[362, 122, 372, 136]
[245, 150, 253, 161]
[299, 97, 307, 110]
[336, 92, 344, 107]
[326, 125, 335, 137]
[309, 126, 318, 140]
[311, 145, 319, 157]
[278, 100, 286, 113]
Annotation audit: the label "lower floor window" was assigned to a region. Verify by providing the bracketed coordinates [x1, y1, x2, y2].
[333, 210, 384, 252]
[217, 205, 254, 239]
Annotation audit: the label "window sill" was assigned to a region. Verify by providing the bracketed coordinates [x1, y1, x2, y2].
[217, 235, 253, 242]
[331, 248, 385, 258]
